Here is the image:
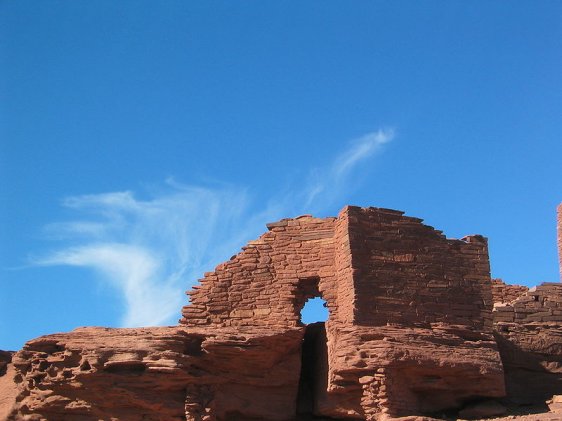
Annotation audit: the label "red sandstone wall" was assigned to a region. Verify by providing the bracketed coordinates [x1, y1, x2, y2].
[8, 206, 511, 421]
[333, 207, 356, 324]
[493, 282, 562, 323]
[346, 206, 493, 331]
[181, 215, 343, 328]
[491, 279, 528, 304]
[182, 207, 494, 332]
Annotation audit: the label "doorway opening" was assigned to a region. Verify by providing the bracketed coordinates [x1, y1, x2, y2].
[294, 277, 330, 418]
[296, 322, 328, 418]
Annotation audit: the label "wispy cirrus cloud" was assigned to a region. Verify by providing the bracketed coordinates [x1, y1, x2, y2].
[333, 129, 394, 177]
[35, 129, 395, 327]
[302, 128, 395, 210]
[38, 243, 166, 326]
[35, 184, 255, 327]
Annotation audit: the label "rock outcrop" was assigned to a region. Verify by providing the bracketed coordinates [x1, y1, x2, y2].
[7, 327, 304, 420]
[2, 204, 562, 420]
[0, 351, 12, 377]
[0, 351, 16, 421]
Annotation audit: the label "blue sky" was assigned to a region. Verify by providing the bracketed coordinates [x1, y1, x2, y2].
[1, 2, 561, 351]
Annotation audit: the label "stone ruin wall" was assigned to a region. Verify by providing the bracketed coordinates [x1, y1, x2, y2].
[182, 206, 495, 332]
[493, 282, 562, 323]
[181, 214, 344, 328]
[491, 279, 529, 305]
[491, 203, 562, 325]
[3, 203, 562, 421]
[179, 202, 562, 418]
[179, 206, 503, 419]
[346, 206, 493, 330]
[183, 198, 562, 332]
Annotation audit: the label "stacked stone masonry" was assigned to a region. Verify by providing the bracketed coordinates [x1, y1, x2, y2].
[492, 282, 562, 323]
[490, 279, 529, 305]
[181, 206, 494, 331]
[2, 204, 562, 421]
[344, 207, 493, 330]
[181, 214, 341, 328]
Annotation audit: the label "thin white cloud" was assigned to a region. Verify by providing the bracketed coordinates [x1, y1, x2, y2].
[38, 244, 172, 326]
[35, 129, 395, 328]
[302, 128, 395, 212]
[63, 191, 140, 211]
[35, 182, 254, 327]
[333, 129, 394, 178]
[43, 221, 109, 239]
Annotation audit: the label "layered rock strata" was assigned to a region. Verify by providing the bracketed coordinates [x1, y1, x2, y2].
[3, 205, 562, 420]
[7, 327, 304, 421]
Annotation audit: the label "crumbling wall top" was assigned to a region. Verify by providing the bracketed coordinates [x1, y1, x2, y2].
[180, 213, 341, 328]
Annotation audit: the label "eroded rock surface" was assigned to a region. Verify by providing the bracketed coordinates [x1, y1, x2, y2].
[3, 204, 562, 420]
[0, 351, 16, 420]
[0, 351, 12, 377]
[7, 326, 303, 421]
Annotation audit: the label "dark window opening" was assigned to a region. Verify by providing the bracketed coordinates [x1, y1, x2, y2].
[184, 336, 204, 356]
